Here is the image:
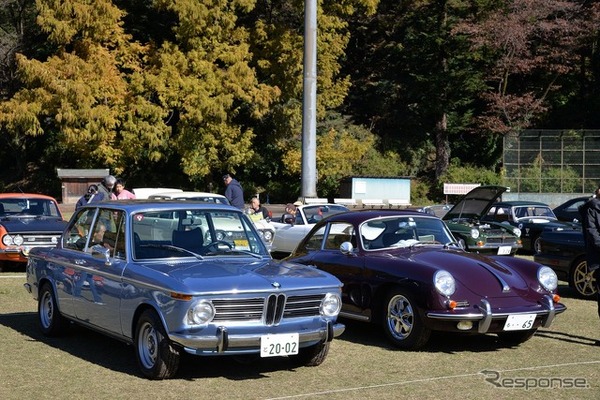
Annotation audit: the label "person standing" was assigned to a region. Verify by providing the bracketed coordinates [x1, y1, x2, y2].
[111, 178, 136, 200]
[223, 173, 245, 209]
[578, 187, 600, 344]
[97, 175, 116, 201]
[75, 185, 101, 210]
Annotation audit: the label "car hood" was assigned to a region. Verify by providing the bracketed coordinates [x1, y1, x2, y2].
[0, 217, 67, 233]
[443, 186, 508, 221]
[134, 258, 341, 294]
[408, 248, 531, 297]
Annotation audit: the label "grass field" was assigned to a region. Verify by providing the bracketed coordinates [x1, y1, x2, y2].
[1, 268, 599, 400]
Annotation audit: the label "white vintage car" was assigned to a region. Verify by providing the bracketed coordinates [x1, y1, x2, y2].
[270, 203, 349, 257]
[147, 191, 276, 248]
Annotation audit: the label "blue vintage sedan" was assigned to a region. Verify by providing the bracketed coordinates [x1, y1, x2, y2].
[24, 201, 344, 379]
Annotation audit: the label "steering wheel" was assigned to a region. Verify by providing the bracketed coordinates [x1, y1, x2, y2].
[204, 240, 233, 252]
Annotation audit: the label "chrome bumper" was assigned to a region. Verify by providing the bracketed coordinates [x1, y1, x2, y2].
[426, 295, 565, 334]
[169, 321, 345, 355]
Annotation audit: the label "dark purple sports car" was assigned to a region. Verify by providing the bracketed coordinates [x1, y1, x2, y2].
[286, 210, 566, 350]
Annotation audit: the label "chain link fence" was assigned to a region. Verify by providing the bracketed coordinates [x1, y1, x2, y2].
[503, 130, 600, 194]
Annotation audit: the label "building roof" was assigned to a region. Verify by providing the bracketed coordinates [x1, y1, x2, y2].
[56, 168, 109, 178]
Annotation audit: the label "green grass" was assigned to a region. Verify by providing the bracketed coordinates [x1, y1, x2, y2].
[1, 271, 599, 400]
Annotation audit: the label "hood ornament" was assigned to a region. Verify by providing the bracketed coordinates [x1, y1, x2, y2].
[271, 281, 281, 288]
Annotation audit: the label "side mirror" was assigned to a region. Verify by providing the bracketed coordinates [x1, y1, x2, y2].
[91, 244, 112, 266]
[340, 241, 354, 255]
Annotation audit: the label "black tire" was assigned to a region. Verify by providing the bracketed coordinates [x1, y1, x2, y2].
[134, 309, 181, 379]
[569, 258, 598, 300]
[295, 342, 330, 367]
[382, 289, 431, 350]
[38, 282, 67, 336]
[497, 329, 537, 345]
[457, 238, 467, 251]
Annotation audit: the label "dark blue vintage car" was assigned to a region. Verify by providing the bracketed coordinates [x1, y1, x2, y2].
[286, 210, 566, 350]
[24, 201, 344, 379]
[482, 201, 578, 253]
[534, 227, 597, 299]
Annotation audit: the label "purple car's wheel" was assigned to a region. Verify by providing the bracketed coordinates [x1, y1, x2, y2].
[382, 290, 430, 350]
[570, 258, 598, 300]
[134, 309, 180, 379]
[38, 283, 67, 336]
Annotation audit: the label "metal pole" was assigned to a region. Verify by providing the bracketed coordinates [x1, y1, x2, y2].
[301, 0, 318, 199]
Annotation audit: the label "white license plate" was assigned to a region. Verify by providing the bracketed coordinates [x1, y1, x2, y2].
[503, 314, 536, 331]
[497, 246, 512, 255]
[260, 333, 299, 357]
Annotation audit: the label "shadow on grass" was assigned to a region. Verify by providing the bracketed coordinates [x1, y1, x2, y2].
[336, 315, 599, 353]
[0, 311, 323, 380]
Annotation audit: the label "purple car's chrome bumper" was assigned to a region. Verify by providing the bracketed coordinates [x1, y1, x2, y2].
[426, 295, 565, 333]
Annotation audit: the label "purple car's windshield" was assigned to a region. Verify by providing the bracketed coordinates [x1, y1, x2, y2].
[360, 216, 455, 250]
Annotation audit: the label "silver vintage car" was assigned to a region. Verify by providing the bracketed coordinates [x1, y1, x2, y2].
[24, 201, 344, 379]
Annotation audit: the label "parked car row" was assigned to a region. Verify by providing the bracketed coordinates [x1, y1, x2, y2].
[8, 187, 596, 379]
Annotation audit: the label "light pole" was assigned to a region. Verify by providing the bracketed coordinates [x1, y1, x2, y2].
[301, 0, 318, 199]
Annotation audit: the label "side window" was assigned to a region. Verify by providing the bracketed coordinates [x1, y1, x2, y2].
[90, 209, 126, 259]
[324, 223, 355, 250]
[63, 209, 96, 251]
[304, 225, 326, 250]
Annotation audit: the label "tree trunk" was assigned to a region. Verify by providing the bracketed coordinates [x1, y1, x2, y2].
[435, 112, 449, 179]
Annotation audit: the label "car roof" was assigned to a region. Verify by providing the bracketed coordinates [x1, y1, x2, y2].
[494, 201, 550, 207]
[148, 191, 227, 199]
[323, 209, 439, 223]
[77, 200, 238, 212]
[0, 193, 58, 201]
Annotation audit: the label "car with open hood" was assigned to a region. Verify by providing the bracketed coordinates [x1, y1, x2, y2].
[0, 193, 67, 266]
[24, 200, 344, 379]
[442, 186, 522, 256]
[285, 210, 566, 350]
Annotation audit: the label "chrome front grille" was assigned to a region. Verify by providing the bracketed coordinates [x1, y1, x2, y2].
[211, 294, 323, 325]
[20, 234, 60, 247]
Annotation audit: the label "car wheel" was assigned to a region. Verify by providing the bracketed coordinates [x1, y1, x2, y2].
[457, 238, 467, 250]
[134, 309, 181, 380]
[497, 329, 537, 345]
[569, 258, 598, 300]
[38, 282, 67, 336]
[382, 289, 431, 350]
[533, 236, 542, 254]
[295, 342, 330, 367]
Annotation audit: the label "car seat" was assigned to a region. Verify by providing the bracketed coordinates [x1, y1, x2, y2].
[172, 228, 204, 254]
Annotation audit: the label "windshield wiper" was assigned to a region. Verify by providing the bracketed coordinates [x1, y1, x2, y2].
[140, 243, 204, 260]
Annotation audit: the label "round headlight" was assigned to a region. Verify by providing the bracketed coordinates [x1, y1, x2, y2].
[538, 266, 558, 291]
[2, 235, 13, 246]
[434, 270, 456, 296]
[470, 228, 480, 239]
[13, 235, 24, 246]
[321, 293, 342, 317]
[262, 230, 274, 243]
[188, 300, 215, 325]
[512, 228, 521, 237]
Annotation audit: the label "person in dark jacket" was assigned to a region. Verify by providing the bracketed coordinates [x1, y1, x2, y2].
[223, 173, 245, 209]
[578, 188, 600, 339]
[75, 185, 101, 210]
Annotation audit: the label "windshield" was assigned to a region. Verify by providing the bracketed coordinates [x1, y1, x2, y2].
[131, 208, 269, 260]
[0, 198, 61, 218]
[360, 216, 455, 250]
[513, 206, 556, 220]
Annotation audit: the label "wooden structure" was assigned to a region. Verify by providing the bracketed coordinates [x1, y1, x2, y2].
[56, 168, 109, 204]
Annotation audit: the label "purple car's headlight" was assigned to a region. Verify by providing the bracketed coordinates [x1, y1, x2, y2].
[434, 270, 456, 296]
[538, 266, 558, 291]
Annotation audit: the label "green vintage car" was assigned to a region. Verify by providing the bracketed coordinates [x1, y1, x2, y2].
[442, 186, 522, 256]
